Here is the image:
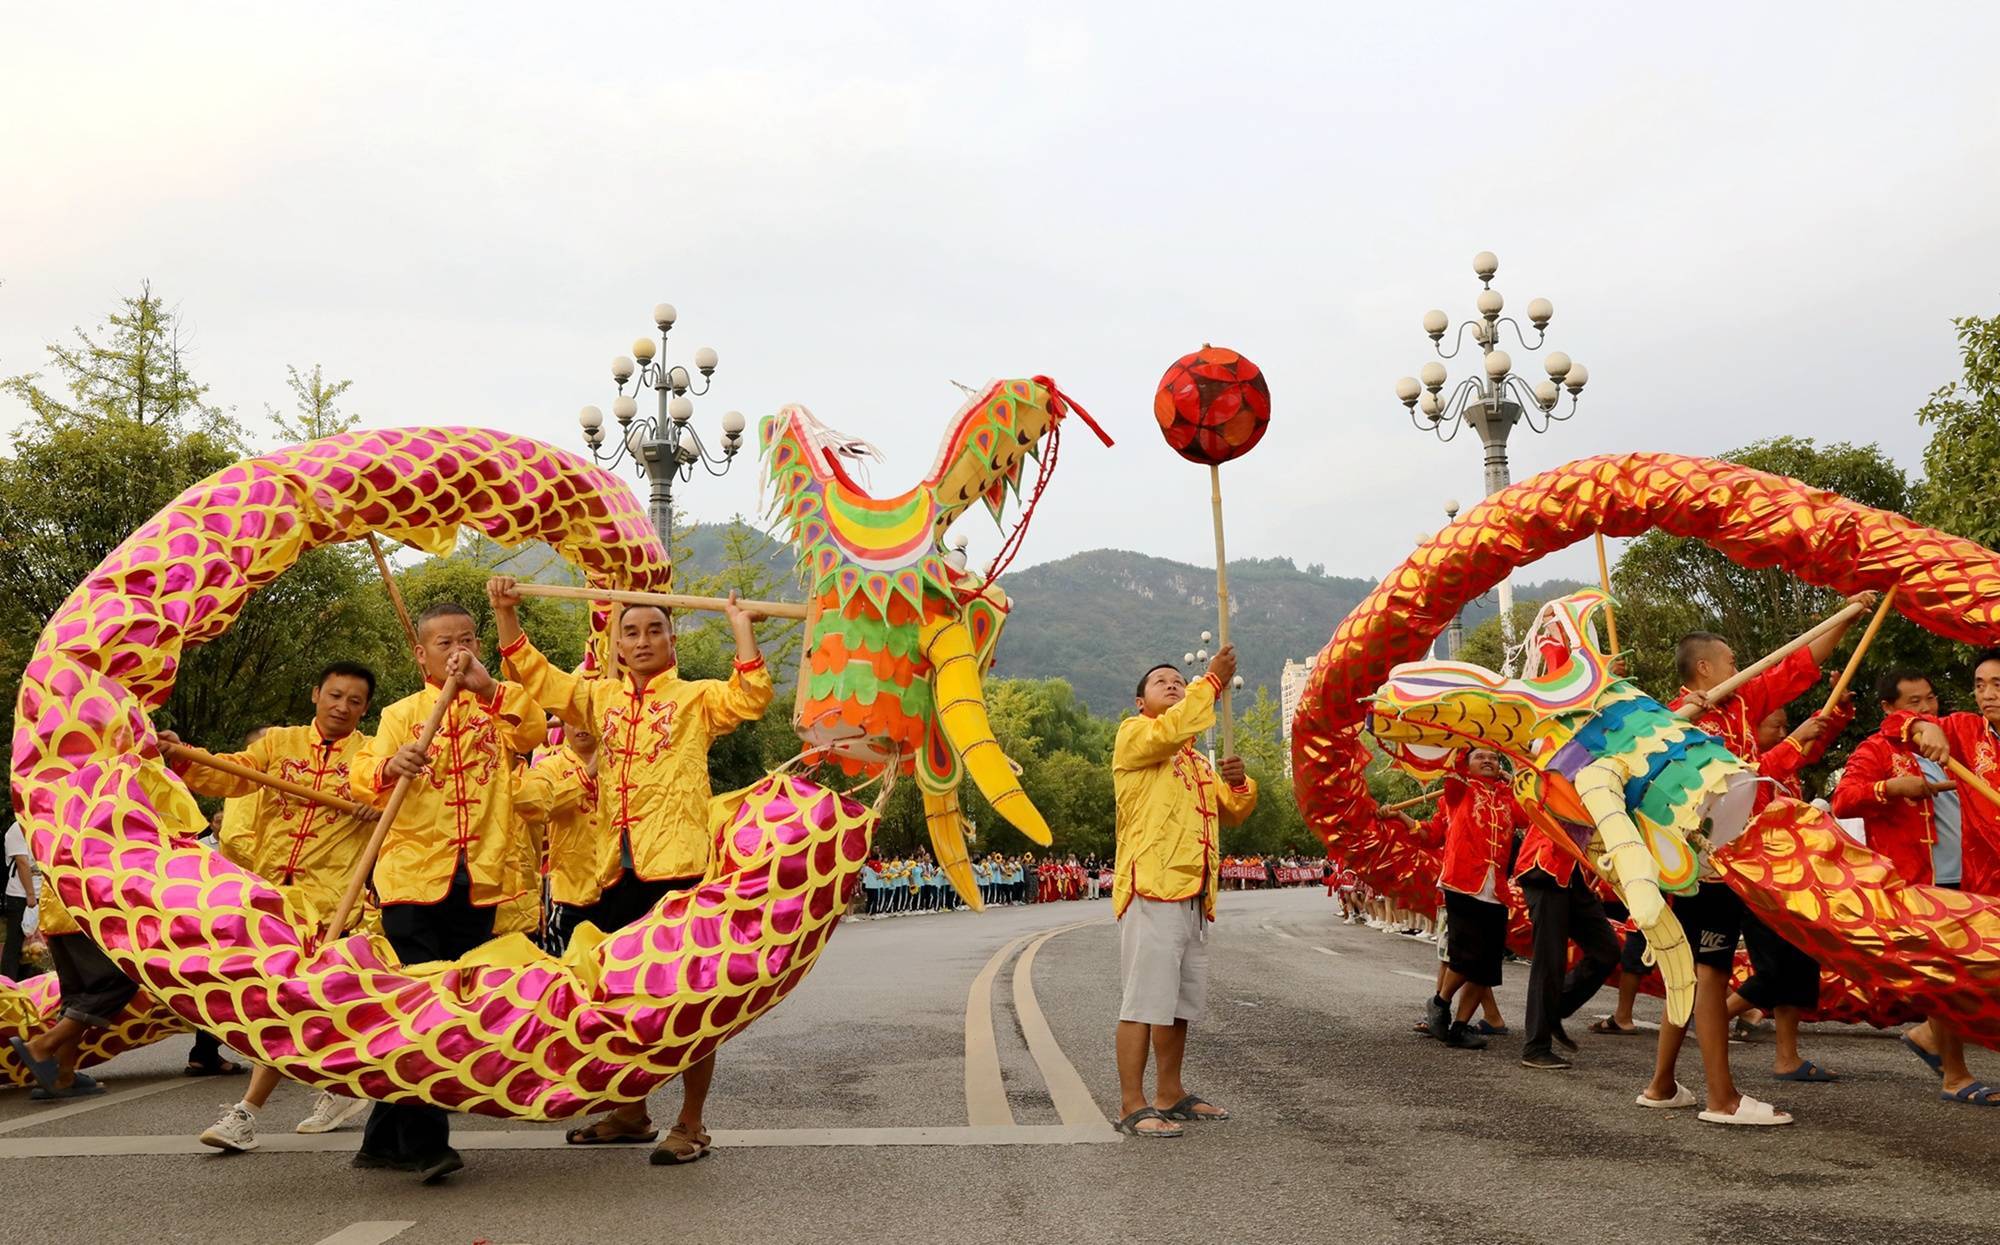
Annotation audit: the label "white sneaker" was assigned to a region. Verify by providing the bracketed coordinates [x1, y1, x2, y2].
[200, 1103, 259, 1152]
[296, 1089, 368, 1135]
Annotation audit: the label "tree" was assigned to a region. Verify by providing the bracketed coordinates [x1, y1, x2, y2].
[1915, 312, 2000, 550]
[2, 281, 231, 436]
[268, 364, 358, 443]
[1222, 685, 1315, 855]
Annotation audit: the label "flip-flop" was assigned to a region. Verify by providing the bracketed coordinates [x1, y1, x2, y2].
[30, 1072, 104, 1100]
[8, 1036, 62, 1095]
[1775, 1060, 1836, 1083]
[1161, 1094, 1230, 1122]
[1115, 1107, 1183, 1138]
[1900, 1034, 1945, 1078]
[564, 1116, 660, 1145]
[1590, 1017, 1640, 1036]
[184, 1059, 246, 1078]
[1474, 1021, 1510, 1037]
[1941, 1081, 2000, 1106]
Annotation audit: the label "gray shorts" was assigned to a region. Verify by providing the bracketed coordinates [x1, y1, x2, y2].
[1118, 896, 1209, 1025]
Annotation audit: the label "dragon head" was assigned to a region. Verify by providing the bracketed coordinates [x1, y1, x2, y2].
[761, 378, 1110, 904]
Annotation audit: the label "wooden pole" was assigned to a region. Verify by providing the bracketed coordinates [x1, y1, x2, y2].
[165, 742, 369, 816]
[1821, 586, 1898, 715]
[366, 534, 420, 653]
[512, 582, 808, 621]
[325, 673, 460, 937]
[1380, 789, 1438, 815]
[1209, 464, 1236, 756]
[1674, 601, 1868, 721]
[1593, 533, 1620, 657]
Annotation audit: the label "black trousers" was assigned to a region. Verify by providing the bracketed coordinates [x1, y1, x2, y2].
[1738, 911, 1821, 1011]
[361, 872, 495, 1163]
[2, 895, 25, 979]
[1519, 869, 1621, 1056]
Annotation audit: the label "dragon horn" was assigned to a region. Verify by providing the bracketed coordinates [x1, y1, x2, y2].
[919, 613, 1053, 846]
[923, 788, 985, 910]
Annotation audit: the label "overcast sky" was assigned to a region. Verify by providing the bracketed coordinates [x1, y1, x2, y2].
[4, 2, 1997, 591]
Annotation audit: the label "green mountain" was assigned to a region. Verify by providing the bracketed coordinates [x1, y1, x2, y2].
[481, 525, 1580, 717]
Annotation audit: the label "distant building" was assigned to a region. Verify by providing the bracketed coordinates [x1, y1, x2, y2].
[1279, 659, 1313, 777]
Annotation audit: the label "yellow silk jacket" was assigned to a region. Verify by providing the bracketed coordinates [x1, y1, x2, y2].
[177, 724, 372, 914]
[350, 681, 546, 908]
[501, 636, 773, 885]
[1111, 673, 1258, 920]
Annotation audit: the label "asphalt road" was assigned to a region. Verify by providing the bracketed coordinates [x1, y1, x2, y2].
[4, 888, 1994, 1245]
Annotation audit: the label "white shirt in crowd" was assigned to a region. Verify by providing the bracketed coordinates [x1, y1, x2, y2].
[4, 823, 29, 900]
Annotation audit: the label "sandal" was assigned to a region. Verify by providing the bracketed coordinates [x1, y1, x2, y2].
[30, 1072, 104, 1100]
[1161, 1094, 1230, 1121]
[648, 1121, 713, 1165]
[1900, 1033, 1945, 1078]
[1698, 1094, 1793, 1126]
[1473, 1021, 1510, 1037]
[1775, 1060, 1836, 1083]
[565, 1114, 659, 1145]
[1590, 1017, 1640, 1036]
[184, 1059, 246, 1078]
[1941, 1081, 2000, 1106]
[8, 1035, 62, 1095]
[1115, 1107, 1183, 1138]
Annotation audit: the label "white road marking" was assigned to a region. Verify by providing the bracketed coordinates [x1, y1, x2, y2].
[1392, 969, 1434, 982]
[311, 1223, 417, 1245]
[1312, 946, 1342, 957]
[0, 1123, 1119, 1159]
[1012, 921, 1114, 1131]
[963, 928, 1044, 1126]
[0, 1075, 194, 1135]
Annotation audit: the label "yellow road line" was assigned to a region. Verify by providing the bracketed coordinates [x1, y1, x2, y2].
[1012, 919, 1113, 1132]
[963, 929, 1043, 1126]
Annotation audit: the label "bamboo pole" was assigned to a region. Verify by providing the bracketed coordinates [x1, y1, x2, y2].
[1380, 789, 1438, 815]
[325, 673, 460, 937]
[512, 582, 808, 621]
[366, 533, 420, 652]
[1674, 601, 1868, 721]
[1209, 464, 1236, 756]
[1593, 533, 1620, 657]
[165, 742, 369, 816]
[1821, 586, 1898, 715]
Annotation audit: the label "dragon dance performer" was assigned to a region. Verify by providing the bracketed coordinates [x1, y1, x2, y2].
[347, 601, 546, 1183]
[186, 723, 269, 1080]
[1111, 647, 1256, 1139]
[161, 664, 382, 1151]
[520, 719, 602, 952]
[1721, 697, 1855, 1081]
[1860, 654, 2000, 1106]
[1638, 595, 1873, 1125]
[1418, 749, 1526, 1053]
[490, 574, 774, 1166]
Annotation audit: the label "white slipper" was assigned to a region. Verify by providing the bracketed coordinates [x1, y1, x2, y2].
[1636, 1083, 1697, 1110]
[1698, 1094, 1793, 1126]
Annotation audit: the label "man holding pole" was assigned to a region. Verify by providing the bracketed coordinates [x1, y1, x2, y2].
[488, 574, 773, 1165]
[1637, 593, 1874, 1125]
[1111, 647, 1257, 1138]
[165, 663, 382, 1151]
[346, 602, 546, 1183]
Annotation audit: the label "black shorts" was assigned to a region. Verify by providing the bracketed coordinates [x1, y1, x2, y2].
[1620, 926, 1651, 976]
[578, 872, 700, 933]
[1740, 912, 1821, 1010]
[1673, 881, 1743, 973]
[1443, 890, 1507, 988]
[47, 932, 139, 1028]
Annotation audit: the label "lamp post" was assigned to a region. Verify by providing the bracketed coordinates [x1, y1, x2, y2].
[1181, 631, 1245, 757]
[1395, 252, 1589, 652]
[1443, 498, 1466, 659]
[577, 303, 747, 553]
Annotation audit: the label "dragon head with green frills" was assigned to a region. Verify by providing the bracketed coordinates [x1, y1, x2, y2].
[760, 377, 1111, 905]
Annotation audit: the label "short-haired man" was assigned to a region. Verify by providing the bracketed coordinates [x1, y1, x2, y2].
[1418, 749, 1528, 1053]
[170, 665, 384, 1151]
[347, 601, 546, 1182]
[1864, 654, 2000, 1106]
[1111, 648, 1257, 1138]
[1831, 669, 1955, 885]
[1637, 596, 1873, 1125]
[492, 576, 772, 1164]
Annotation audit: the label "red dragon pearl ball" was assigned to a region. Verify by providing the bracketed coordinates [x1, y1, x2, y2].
[1152, 346, 1272, 466]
